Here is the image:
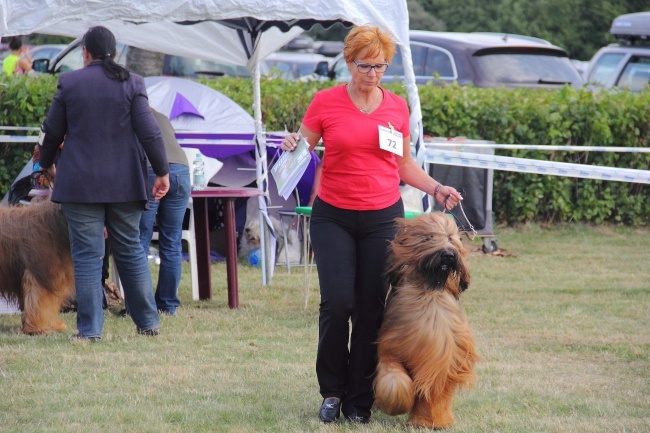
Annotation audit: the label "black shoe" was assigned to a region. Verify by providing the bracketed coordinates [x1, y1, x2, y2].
[70, 333, 101, 343]
[319, 397, 341, 423]
[137, 327, 160, 336]
[344, 411, 370, 424]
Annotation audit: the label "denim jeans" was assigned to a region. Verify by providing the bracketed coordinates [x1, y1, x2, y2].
[62, 201, 160, 337]
[139, 164, 191, 314]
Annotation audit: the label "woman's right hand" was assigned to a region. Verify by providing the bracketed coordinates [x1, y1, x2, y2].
[281, 132, 299, 152]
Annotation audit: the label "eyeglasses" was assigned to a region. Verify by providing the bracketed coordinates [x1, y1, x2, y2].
[353, 60, 389, 74]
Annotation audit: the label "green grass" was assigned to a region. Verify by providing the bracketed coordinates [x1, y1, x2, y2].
[0, 224, 648, 432]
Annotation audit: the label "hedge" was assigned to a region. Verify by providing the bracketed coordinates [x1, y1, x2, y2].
[1, 75, 648, 225]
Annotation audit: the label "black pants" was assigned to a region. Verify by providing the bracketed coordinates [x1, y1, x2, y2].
[311, 196, 403, 418]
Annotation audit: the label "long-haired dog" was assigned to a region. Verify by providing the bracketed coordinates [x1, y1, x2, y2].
[0, 200, 75, 334]
[238, 215, 300, 265]
[374, 212, 479, 429]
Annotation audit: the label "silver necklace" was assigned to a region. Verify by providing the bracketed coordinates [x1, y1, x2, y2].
[347, 85, 379, 114]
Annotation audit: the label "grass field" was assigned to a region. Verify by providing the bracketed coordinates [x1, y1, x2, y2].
[0, 223, 648, 433]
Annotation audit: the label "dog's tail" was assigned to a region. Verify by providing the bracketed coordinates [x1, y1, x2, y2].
[374, 357, 415, 415]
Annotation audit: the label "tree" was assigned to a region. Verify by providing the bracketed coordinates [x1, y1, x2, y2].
[415, 0, 649, 60]
[407, 0, 446, 31]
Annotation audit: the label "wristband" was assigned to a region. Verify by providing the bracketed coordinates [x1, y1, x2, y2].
[433, 183, 443, 198]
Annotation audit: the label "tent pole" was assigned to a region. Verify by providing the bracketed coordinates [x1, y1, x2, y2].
[253, 63, 271, 286]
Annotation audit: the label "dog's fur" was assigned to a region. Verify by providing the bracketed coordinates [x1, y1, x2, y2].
[238, 215, 301, 265]
[0, 200, 75, 334]
[374, 212, 479, 429]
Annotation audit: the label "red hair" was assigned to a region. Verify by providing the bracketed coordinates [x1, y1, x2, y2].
[343, 25, 397, 64]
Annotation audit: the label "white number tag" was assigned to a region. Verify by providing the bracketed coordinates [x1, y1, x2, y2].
[378, 125, 403, 156]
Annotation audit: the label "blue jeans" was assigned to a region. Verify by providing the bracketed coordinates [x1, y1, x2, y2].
[62, 202, 160, 337]
[139, 164, 191, 314]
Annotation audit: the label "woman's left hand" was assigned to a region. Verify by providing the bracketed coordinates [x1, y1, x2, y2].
[152, 174, 170, 201]
[434, 185, 463, 211]
[45, 164, 56, 183]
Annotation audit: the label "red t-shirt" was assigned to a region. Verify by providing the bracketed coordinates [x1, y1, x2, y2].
[302, 84, 410, 210]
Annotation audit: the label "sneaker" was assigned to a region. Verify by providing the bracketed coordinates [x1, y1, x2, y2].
[70, 333, 101, 342]
[319, 397, 341, 423]
[137, 327, 160, 336]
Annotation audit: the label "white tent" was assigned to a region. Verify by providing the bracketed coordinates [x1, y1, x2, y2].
[1, 0, 422, 284]
[145, 76, 256, 135]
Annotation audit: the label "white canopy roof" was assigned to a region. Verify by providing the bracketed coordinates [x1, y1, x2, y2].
[1, 0, 421, 143]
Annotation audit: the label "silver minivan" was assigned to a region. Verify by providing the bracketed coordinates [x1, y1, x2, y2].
[314, 31, 583, 88]
[586, 12, 650, 92]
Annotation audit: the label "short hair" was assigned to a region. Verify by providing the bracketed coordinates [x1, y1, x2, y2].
[9, 36, 23, 51]
[343, 25, 397, 64]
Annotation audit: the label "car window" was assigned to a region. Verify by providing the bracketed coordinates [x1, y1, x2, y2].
[262, 59, 321, 80]
[54, 44, 84, 73]
[423, 47, 455, 79]
[264, 61, 295, 79]
[51, 42, 128, 74]
[473, 52, 582, 85]
[31, 47, 61, 62]
[387, 44, 456, 82]
[588, 53, 626, 85]
[332, 56, 351, 80]
[616, 55, 650, 91]
[386, 46, 406, 77]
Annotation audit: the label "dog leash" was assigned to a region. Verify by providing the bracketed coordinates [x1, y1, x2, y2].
[443, 187, 477, 241]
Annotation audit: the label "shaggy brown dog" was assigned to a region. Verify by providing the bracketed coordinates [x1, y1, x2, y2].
[0, 200, 74, 334]
[374, 212, 479, 429]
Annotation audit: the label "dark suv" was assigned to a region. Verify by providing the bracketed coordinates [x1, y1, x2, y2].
[586, 12, 650, 92]
[314, 31, 583, 88]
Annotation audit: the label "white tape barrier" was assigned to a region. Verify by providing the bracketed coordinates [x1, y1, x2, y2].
[0, 135, 38, 143]
[425, 148, 650, 184]
[423, 142, 650, 153]
[0, 126, 39, 143]
[0, 126, 39, 131]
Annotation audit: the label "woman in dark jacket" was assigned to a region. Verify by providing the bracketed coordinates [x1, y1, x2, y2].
[39, 26, 170, 341]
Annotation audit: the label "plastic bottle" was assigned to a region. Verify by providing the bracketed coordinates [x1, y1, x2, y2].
[192, 153, 205, 190]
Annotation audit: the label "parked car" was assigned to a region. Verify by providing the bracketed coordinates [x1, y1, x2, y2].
[0, 41, 9, 59]
[28, 44, 66, 62]
[32, 39, 128, 74]
[261, 51, 327, 80]
[313, 41, 344, 57]
[33, 38, 321, 81]
[163, 55, 250, 78]
[585, 12, 650, 92]
[32, 38, 250, 79]
[313, 31, 584, 88]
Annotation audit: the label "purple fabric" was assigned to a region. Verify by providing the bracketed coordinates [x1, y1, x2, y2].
[176, 132, 259, 159]
[179, 143, 255, 159]
[169, 92, 204, 120]
[176, 132, 255, 140]
[175, 132, 320, 206]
